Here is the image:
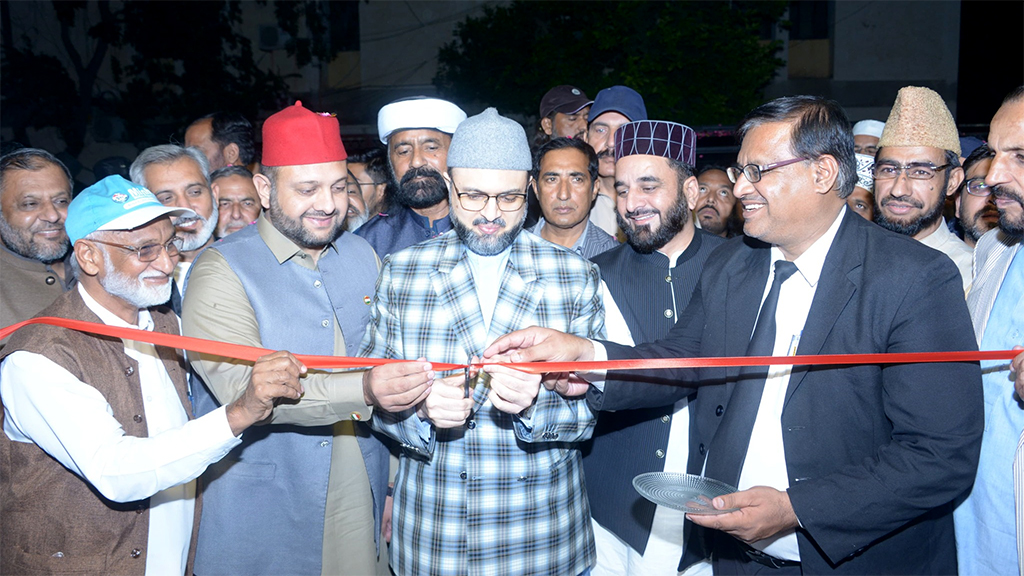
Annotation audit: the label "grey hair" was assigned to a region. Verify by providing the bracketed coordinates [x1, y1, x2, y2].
[129, 144, 211, 188]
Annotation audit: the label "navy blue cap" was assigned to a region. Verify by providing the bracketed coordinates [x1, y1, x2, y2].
[959, 136, 986, 158]
[588, 86, 648, 124]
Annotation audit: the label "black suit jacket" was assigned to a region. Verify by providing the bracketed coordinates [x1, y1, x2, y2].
[592, 210, 983, 574]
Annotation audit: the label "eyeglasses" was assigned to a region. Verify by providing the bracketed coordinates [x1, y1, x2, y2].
[450, 180, 528, 212]
[89, 236, 183, 262]
[963, 177, 993, 197]
[727, 157, 807, 184]
[873, 162, 951, 181]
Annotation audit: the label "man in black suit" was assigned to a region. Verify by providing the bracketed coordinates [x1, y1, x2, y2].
[486, 96, 983, 574]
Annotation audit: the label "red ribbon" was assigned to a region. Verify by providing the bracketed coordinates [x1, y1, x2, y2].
[1, 317, 1018, 373]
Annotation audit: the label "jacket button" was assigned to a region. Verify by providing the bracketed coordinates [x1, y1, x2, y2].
[133, 414, 143, 423]
[698, 443, 706, 455]
[124, 366, 134, 376]
[664, 275, 672, 283]
[45, 276, 56, 285]
[655, 449, 665, 459]
[319, 440, 330, 447]
[716, 405, 724, 417]
[52, 551, 64, 558]
[467, 420, 476, 429]
[321, 319, 330, 328]
[136, 508, 144, 514]
[130, 547, 142, 558]
[459, 471, 467, 480]
[349, 412, 362, 421]
[660, 415, 670, 423]
[663, 309, 673, 318]
[314, 280, 322, 288]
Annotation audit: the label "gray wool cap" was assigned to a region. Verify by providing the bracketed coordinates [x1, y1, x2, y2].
[446, 107, 532, 171]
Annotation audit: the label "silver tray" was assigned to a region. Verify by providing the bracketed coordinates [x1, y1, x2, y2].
[632, 472, 739, 515]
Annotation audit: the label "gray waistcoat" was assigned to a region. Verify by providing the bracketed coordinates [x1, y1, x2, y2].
[190, 224, 386, 575]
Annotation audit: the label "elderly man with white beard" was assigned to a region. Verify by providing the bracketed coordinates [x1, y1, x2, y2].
[0, 175, 305, 574]
[130, 145, 219, 314]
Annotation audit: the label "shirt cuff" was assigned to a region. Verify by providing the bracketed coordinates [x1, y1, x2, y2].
[581, 340, 608, 392]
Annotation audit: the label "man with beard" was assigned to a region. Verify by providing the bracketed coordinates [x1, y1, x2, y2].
[356, 96, 466, 257]
[487, 96, 982, 575]
[0, 175, 305, 573]
[210, 165, 261, 238]
[130, 145, 218, 312]
[529, 137, 617, 258]
[182, 102, 392, 576]
[955, 144, 999, 248]
[955, 85, 1024, 576]
[345, 147, 390, 232]
[695, 165, 740, 237]
[586, 86, 648, 238]
[584, 120, 722, 576]
[360, 108, 604, 576]
[0, 148, 76, 343]
[873, 86, 972, 291]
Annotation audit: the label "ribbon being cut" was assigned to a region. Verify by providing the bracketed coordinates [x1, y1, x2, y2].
[1, 316, 1017, 373]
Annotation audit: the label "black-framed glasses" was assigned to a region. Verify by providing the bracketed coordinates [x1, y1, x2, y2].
[963, 177, 993, 197]
[873, 162, 951, 181]
[89, 236, 183, 262]
[727, 157, 807, 184]
[450, 180, 528, 212]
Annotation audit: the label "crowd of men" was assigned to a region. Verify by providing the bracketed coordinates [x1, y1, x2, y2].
[0, 80, 1022, 576]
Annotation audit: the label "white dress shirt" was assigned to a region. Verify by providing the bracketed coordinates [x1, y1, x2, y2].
[1, 284, 241, 575]
[737, 206, 845, 561]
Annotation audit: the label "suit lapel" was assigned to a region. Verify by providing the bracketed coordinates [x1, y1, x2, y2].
[725, 242, 771, 380]
[784, 212, 861, 407]
[429, 235, 487, 360]
[487, 236, 544, 344]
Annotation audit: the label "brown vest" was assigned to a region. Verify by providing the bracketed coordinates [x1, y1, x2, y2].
[0, 288, 199, 574]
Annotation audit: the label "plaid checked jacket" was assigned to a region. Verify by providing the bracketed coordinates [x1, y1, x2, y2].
[360, 230, 605, 576]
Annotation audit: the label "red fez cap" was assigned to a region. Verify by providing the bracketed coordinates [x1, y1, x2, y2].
[262, 101, 347, 167]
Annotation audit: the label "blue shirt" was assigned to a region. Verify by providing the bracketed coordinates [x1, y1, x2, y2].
[955, 248, 1024, 575]
[355, 204, 452, 258]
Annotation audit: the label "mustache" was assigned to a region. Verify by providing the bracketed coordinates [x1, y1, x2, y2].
[699, 203, 719, 216]
[597, 149, 614, 161]
[994, 185, 1024, 205]
[401, 166, 445, 186]
[173, 214, 206, 226]
[624, 208, 660, 220]
[472, 216, 507, 226]
[880, 195, 923, 209]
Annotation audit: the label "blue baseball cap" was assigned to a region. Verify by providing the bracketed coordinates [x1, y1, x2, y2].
[588, 86, 648, 124]
[66, 175, 196, 244]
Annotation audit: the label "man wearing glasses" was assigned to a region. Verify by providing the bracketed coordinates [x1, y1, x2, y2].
[487, 95, 982, 574]
[955, 144, 999, 248]
[0, 175, 305, 573]
[872, 86, 973, 291]
[360, 108, 605, 576]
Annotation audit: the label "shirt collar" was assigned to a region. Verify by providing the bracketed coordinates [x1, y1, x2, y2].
[77, 283, 154, 331]
[533, 218, 590, 254]
[770, 205, 846, 288]
[256, 212, 337, 266]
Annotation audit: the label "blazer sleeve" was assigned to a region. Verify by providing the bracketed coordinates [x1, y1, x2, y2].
[515, 263, 605, 443]
[587, 277, 704, 412]
[360, 259, 434, 457]
[787, 254, 984, 564]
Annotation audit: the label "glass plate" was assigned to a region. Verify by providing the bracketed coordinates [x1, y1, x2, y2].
[632, 472, 739, 515]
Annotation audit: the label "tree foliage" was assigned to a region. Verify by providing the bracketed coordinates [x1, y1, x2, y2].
[435, 1, 786, 126]
[2, 1, 338, 157]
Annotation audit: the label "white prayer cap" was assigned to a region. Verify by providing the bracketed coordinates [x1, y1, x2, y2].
[377, 96, 467, 144]
[852, 119, 885, 139]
